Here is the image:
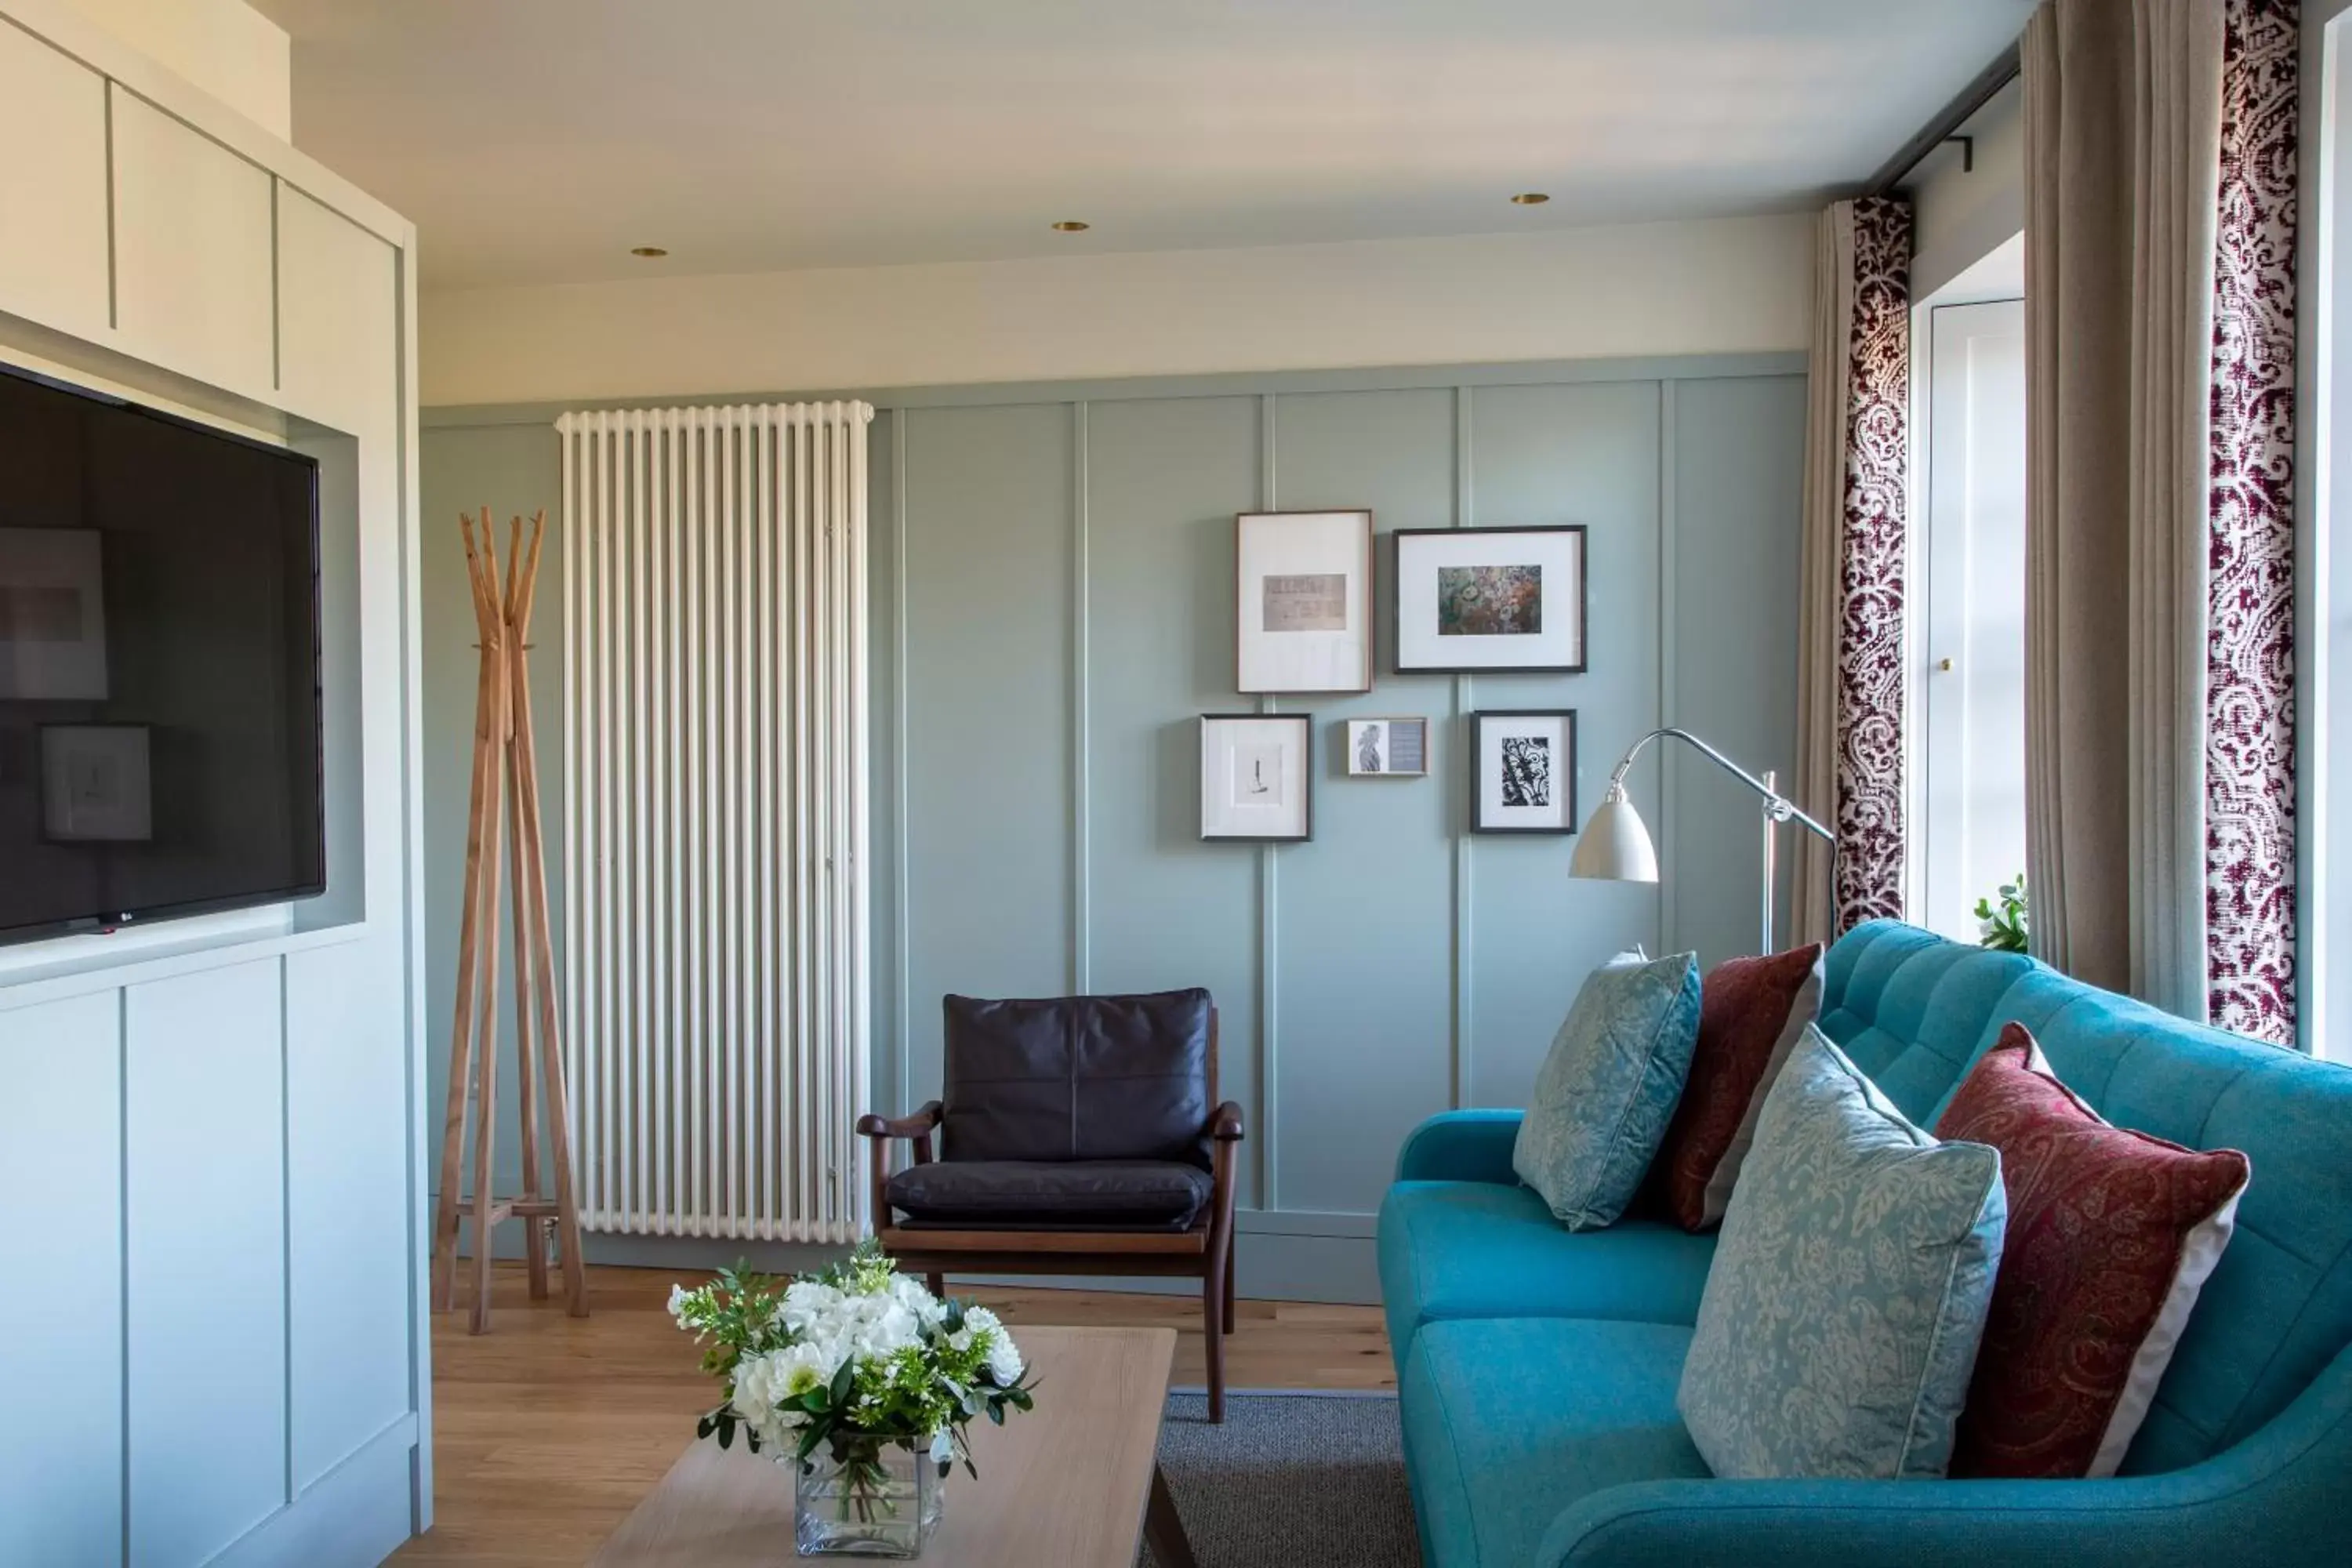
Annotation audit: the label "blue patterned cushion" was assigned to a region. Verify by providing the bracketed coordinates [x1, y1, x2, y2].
[1511, 950, 1702, 1231]
[1677, 1026, 2006, 1479]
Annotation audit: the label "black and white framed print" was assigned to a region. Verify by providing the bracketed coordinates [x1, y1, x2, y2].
[1200, 713, 1312, 840]
[1393, 525, 1587, 674]
[1471, 710, 1577, 833]
[1236, 510, 1374, 694]
[1346, 717, 1428, 777]
[40, 724, 153, 842]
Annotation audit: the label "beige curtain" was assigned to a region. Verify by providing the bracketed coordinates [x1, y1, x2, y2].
[1791, 205, 1854, 949]
[2022, 0, 2220, 1011]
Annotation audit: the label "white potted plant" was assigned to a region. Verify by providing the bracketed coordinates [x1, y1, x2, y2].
[670, 1241, 1036, 1557]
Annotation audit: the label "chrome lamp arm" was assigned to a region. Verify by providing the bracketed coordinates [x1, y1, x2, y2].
[1599, 728, 1835, 847]
[1573, 727, 1838, 954]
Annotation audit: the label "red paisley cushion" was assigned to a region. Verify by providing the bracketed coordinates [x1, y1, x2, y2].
[1648, 943, 1822, 1232]
[1936, 1024, 2251, 1479]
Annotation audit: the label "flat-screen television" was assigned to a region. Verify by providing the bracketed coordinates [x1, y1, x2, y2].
[0, 360, 325, 946]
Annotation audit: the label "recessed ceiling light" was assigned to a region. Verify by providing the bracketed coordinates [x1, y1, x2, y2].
[1051, 220, 1091, 233]
[1510, 193, 1551, 206]
[630, 245, 670, 257]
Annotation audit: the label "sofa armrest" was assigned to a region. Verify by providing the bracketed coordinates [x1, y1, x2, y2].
[1395, 1109, 1523, 1185]
[1537, 1342, 2352, 1568]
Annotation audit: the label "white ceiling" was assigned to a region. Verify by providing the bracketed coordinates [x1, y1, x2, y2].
[248, 1, 2033, 291]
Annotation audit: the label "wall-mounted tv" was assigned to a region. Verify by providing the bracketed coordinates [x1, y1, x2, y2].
[0, 360, 325, 946]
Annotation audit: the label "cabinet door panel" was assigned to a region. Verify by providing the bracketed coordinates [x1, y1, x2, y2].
[278, 183, 397, 431]
[111, 86, 274, 394]
[0, 24, 110, 336]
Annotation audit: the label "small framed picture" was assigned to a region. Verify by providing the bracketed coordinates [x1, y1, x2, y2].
[1345, 717, 1429, 777]
[1471, 710, 1577, 834]
[1236, 510, 1374, 694]
[41, 723, 154, 842]
[1393, 524, 1587, 674]
[1200, 712, 1312, 841]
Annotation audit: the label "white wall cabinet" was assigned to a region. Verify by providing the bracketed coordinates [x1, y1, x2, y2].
[0, 20, 110, 336]
[0, 2, 424, 1566]
[109, 84, 278, 396]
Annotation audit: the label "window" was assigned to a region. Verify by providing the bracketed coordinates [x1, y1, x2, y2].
[1913, 242, 2027, 946]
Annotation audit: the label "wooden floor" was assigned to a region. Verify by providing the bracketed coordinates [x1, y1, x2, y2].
[395, 1261, 1392, 1566]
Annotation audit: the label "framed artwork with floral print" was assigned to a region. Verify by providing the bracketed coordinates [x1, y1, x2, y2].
[1392, 525, 1587, 674]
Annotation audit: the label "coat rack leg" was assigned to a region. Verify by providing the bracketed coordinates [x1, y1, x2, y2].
[502, 516, 551, 1301]
[467, 514, 510, 1336]
[434, 529, 506, 1315]
[510, 512, 590, 1316]
[506, 735, 548, 1301]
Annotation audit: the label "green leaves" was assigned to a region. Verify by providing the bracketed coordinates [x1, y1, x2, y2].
[1973, 873, 2030, 954]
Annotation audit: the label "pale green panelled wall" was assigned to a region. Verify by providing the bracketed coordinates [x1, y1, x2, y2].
[419, 354, 1806, 1301]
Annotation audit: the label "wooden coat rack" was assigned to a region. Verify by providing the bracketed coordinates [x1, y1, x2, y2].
[431, 507, 588, 1332]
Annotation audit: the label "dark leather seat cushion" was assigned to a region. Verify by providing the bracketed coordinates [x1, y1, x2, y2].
[887, 1159, 1214, 1229]
[941, 989, 1214, 1169]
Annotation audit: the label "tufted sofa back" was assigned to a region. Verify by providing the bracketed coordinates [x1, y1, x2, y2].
[1818, 920, 2352, 1475]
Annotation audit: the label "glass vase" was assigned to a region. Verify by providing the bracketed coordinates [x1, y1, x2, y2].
[793, 1436, 944, 1558]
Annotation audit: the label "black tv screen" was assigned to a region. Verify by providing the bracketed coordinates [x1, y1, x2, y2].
[0, 361, 324, 945]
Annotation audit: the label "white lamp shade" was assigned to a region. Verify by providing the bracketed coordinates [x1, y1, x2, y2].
[1570, 789, 1660, 883]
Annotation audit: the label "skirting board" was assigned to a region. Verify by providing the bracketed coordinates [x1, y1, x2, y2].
[446, 1207, 1382, 1306]
[205, 1414, 418, 1568]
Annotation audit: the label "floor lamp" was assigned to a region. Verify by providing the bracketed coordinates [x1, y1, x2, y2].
[1568, 727, 1836, 955]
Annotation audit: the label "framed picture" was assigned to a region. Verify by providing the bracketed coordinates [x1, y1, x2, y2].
[0, 527, 109, 700]
[1471, 710, 1577, 834]
[1393, 524, 1586, 674]
[1346, 716, 1429, 777]
[41, 724, 154, 842]
[1236, 510, 1374, 694]
[1200, 712, 1312, 840]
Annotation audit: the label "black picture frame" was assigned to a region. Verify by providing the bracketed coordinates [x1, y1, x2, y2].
[1469, 709, 1578, 834]
[1199, 711, 1314, 842]
[1392, 524, 1589, 675]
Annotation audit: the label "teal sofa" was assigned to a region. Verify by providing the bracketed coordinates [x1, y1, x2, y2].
[1377, 920, 2352, 1566]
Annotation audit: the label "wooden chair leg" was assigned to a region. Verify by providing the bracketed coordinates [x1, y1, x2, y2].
[927, 1272, 946, 1299]
[1203, 1256, 1227, 1423]
[1223, 1242, 1236, 1334]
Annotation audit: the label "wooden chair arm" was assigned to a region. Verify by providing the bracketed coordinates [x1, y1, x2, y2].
[856, 1101, 944, 1142]
[1209, 1100, 1245, 1142]
[858, 1102, 942, 1234]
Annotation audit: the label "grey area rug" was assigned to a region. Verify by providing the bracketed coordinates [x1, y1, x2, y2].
[1142, 1390, 1423, 1568]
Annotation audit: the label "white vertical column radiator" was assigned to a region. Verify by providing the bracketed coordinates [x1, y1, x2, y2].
[555, 401, 873, 1241]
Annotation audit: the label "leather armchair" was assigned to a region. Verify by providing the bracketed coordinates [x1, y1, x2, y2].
[857, 989, 1246, 1421]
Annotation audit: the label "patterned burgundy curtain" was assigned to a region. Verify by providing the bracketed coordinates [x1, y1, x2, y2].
[2205, 0, 2298, 1044]
[1793, 197, 1912, 942]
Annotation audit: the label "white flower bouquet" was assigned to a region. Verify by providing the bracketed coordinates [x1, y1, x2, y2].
[670, 1240, 1035, 1543]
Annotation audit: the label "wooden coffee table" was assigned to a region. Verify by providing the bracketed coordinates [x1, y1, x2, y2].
[590, 1326, 1199, 1567]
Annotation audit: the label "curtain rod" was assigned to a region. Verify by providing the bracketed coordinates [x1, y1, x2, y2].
[1863, 42, 2023, 198]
